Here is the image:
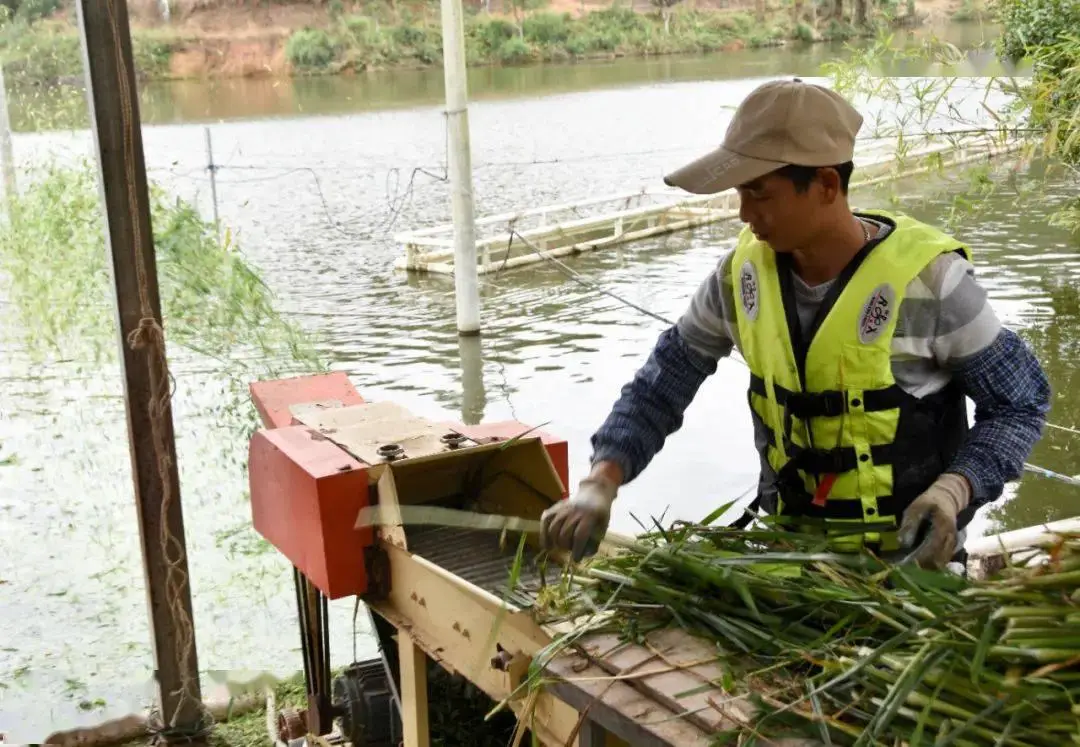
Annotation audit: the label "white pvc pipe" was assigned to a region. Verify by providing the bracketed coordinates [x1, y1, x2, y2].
[439, 0, 480, 335]
[965, 516, 1080, 557]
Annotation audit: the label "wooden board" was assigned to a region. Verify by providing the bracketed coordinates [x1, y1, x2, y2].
[292, 400, 480, 465]
[560, 626, 825, 741]
[570, 628, 758, 735]
[543, 649, 715, 747]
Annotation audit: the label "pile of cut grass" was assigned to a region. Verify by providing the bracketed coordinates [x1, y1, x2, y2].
[529, 517, 1080, 745]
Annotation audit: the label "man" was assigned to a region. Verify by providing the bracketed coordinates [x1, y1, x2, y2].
[540, 78, 1050, 569]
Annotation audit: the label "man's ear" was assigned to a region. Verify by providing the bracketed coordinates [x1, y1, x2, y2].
[816, 167, 842, 205]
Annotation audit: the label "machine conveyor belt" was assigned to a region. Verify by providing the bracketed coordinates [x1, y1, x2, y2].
[406, 525, 544, 608]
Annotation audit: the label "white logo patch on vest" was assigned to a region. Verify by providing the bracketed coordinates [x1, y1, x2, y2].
[739, 261, 759, 321]
[858, 283, 895, 343]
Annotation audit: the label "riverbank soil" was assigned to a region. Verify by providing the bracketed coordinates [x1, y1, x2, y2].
[0, 0, 992, 82]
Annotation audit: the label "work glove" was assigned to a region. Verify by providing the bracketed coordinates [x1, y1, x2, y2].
[897, 473, 971, 570]
[539, 475, 618, 562]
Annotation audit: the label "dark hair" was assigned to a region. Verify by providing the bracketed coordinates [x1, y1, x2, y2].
[775, 161, 855, 194]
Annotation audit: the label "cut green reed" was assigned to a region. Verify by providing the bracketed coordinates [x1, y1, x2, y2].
[532, 517, 1080, 745]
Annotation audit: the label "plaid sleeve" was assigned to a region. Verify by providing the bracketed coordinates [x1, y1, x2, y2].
[948, 327, 1051, 504]
[589, 325, 720, 484]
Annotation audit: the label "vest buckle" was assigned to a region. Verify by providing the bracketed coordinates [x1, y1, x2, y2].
[786, 391, 846, 418]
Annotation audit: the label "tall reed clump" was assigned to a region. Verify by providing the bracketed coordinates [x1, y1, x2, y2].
[529, 517, 1080, 745]
[0, 160, 327, 432]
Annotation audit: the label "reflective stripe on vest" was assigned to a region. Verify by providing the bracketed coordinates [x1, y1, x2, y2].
[730, 210, 972, 553]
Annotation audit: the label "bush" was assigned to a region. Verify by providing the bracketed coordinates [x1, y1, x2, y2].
[1, 0, 62, 23]
[565, 32, 592, 55]
[342, 15, 379, 45]
[133, 37, 174, 77]
[391, 22, 428, 47]
[522, 11, 570, 44]
[993, 0, 1080, 165]
[590, 28, 622, 51]
[285, 28, 339, 70]
[823, 19, 856, 41]
[994, 0, 1080, 62]
[0, 27, 82, 81]
[469, 16, 516, 54]
[497, 35, 531, 63]
[583, 6, 648, 35]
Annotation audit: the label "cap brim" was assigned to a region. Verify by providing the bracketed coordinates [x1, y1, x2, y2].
[663, 147, 788, 195]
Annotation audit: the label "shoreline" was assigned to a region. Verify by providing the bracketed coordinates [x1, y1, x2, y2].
[0, 1, 992, 86]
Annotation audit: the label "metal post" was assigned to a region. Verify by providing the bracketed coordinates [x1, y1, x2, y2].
[0, 62, 16, 212]
[73, 0, 204, 738]
[204, 126, 220, 241]
[439, 0, 481, 336]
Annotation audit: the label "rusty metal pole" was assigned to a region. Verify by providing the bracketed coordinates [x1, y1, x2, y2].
[73, 0, 204, 738]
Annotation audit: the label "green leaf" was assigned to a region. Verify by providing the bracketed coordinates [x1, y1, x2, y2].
[971, 615, 999, 684]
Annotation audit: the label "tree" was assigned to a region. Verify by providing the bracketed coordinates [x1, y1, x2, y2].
[506, 0, 548, 38]
[651, 0, 685, 34]
[790, 0, 806, 28]
[855, 0, 869, 26]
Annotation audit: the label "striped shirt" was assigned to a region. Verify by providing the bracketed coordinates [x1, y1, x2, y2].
[590, 216, 1051, 511]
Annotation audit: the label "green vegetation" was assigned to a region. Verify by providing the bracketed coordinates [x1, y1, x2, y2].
[995, 0, 1080, 167]
[284, 7, 799, 73]
[111, 666, 521, 746]
[0, 161, 327, 435]
[317, 0, 924, 73]
[0, 0, 63, 25]
[0, 14, 175, 83]
[820, 0, 1080, 236]
[207, 674, 307, 747]
[531, 523, 1080, 744]
[0, 0, 923, 84]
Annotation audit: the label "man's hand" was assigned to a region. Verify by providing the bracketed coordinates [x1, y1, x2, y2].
[897, 473, 971, 569]
[540, 474, 619, 561]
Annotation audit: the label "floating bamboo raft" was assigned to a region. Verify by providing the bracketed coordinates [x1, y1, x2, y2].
[393, 136, 1024, 276]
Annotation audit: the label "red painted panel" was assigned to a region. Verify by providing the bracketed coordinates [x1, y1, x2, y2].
[450, 420, 571, 499]
[249, 372, 365, 430]
[248, 425, 372, 599]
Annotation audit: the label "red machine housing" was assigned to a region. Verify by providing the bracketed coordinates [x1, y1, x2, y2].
[248, 372, 570, 600]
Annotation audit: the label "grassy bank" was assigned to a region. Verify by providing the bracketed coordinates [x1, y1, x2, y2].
[284, 6, 804, 73]
[0, 0, 927, 84]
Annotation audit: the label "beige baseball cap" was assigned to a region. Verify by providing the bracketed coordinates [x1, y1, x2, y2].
[663, 78, 864, 195]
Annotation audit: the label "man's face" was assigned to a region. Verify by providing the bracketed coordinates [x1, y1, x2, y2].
[735, 169, 835, 253]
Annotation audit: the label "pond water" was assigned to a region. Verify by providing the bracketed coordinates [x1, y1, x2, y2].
[2, 18, 1077, 740]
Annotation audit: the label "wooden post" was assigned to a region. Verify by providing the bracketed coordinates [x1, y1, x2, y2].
[398, 630, 431, 747]
[73, 0, 204, 738]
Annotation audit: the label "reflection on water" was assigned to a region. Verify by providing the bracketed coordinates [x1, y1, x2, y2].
[1, 20, 1077, 740]
[458, 334, 487, 426]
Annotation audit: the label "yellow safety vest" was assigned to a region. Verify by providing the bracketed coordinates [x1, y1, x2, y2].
[730, 210, 972, 552]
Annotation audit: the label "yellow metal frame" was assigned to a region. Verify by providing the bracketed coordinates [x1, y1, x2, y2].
[361, 436, 588, 746]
